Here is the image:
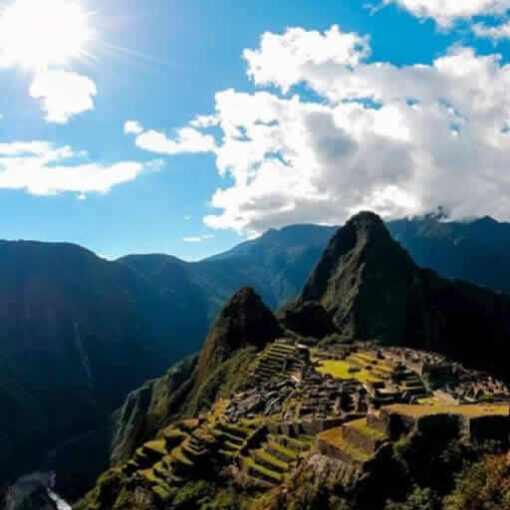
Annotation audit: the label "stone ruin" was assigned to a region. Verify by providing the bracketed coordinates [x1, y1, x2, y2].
[119, 339, 510, 501]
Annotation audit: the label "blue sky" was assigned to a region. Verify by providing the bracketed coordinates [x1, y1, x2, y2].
[0, 0, 509, 260]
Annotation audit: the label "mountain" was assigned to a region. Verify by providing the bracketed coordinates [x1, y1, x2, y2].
[116, 254, 210, 360]
[196, 287, 282, 383]
[74, 215, 510, 509]
[283, 212, 510, 381]
[3, 213, 510, 493]
[108, 287, 280, 467]
[387, 215, 510, 294]
[119, 215, 510, 345]
[119, 223, 336, 321]
[0, 241, 187, 484]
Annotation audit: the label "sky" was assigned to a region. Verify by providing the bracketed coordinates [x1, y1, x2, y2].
[0, 0, 510, 260]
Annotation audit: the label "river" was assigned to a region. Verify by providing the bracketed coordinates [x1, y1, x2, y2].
[47, 488, 72, 509]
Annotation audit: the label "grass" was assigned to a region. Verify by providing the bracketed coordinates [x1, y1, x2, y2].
[171, 447, 194, 466]
[143, 440, 167, 456]
[214, 429, 244, 444]
[283, 435, 313, 451]
[220, 422, 252, 436]
[163, 426, 187, 438]
[319, 428, 373, 462]
[244, 457, 283, 483]
[346, 418, 387, 440]
[138, 468, 159, 484]
[316, 359, 383, 384]
[386, 404, 509, 418]
[152, 485, 172, 502]
[254, 449, 289, 472]
[267, 440, 299, 460]
[224, 440, 242, 451]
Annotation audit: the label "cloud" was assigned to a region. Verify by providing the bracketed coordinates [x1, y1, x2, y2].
[473, 20, 510, 39]
[129, 25, 510, 236]
[124, 120, 144, 135]
[190, 115, 218, 128]
[383, 0, 510, 27]
[0, 141, 163, 195]
[30, 71, 97, 123]
[183, 234, 214, 243]
[244, 25, 370, 92]
[126, 125, 216, 155]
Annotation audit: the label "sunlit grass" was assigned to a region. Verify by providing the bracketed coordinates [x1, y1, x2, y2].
[316, 359, 383, 384]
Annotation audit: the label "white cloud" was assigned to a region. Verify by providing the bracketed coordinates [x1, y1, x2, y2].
[30, 71, 97, 123]
[124, 120, 144, 135]
[383, 0, 510, 27]
[244, 25, 370, 92]
[127, 125, 217, 155]
[190, 115, 218, 128]
[130, 25, 510, 236]
[0, 141, 162, 195]
[473, 20, 510, 39]
[183, 234, 214, 243]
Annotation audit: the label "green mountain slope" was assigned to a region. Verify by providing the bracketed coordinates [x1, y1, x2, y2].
[285, 212, 510, 381]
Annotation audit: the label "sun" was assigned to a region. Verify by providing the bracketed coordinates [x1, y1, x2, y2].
[0, 0, 92, 70]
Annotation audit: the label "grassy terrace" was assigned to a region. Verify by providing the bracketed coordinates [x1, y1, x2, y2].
[254, 449, 289, 472]
[316, 359, 383, 384]
[267, 438, 299, 461]
[243, 456, 283, 484]
[386, 404, 510, 417]
[346, 418, 387, 441]
[319, 428, 373, 463]
[143, 440, 167, 457]
[171, 447, 193, 466]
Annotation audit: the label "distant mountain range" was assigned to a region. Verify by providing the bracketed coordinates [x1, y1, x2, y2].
[2, 214, 510, 488]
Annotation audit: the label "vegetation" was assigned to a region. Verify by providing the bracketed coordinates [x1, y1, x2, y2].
[316, 359, 383, 384]
[185, 347, 258, 415]
[444, 453, 510, 510]
[319, 428, 373, 463]
[348, 419, 387, 441]
[386, 404, 509, 418]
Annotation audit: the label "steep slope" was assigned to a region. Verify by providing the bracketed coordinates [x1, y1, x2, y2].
[387, 215, 510, 294]
[118, 216, 510, 354]
[0, 241, 168, 483]
[119, 224, 337, 322]
[203, 225, 337, 308]
[107, 287, 281, 468]
[110, 355, 198, 466]
[284, 212, 510, 380]
[196, 287, 282, 383]
[118, 254, 210, 360]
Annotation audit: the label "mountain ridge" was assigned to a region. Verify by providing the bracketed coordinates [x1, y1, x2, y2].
[3, 213, 510, 495]
[284, 211, 510, 381]
[72, 211, 510, 510]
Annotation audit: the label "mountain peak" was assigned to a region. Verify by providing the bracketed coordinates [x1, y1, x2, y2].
[296, 211, 414, 342]
[196, 287, 282, 381]
[281, 211, 510, 381]
[301, 211, 406, 300]
[347, 210, 387, 230]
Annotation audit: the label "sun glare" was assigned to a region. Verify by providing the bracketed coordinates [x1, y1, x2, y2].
[0, 0, 92, 70]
